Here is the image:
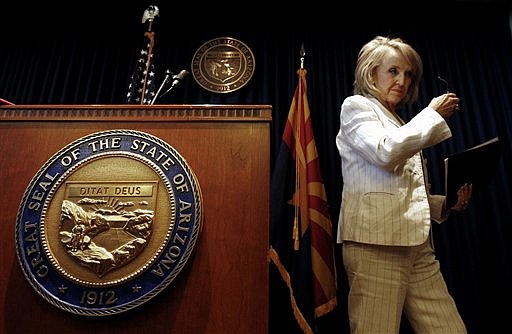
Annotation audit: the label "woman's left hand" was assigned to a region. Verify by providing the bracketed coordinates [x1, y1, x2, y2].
[450, 183, 473, 211]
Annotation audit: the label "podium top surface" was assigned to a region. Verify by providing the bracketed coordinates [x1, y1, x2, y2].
[0, 104, 272, 122]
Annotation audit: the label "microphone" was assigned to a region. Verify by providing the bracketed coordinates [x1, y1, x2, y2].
[160, 70, 189, 98]
[171, 69, 189, 87]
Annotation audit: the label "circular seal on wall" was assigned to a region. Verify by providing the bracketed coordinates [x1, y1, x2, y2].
[191, 36, 255, 93]
[15, 129, 203, 316]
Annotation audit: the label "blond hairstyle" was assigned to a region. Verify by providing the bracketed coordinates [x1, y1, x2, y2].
[353, 36, 423, 105]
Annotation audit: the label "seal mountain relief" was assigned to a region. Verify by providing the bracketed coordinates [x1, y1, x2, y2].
[191, 37, 255, 93]
[15, 130, 203, 316]
[58, 182, 157, 279]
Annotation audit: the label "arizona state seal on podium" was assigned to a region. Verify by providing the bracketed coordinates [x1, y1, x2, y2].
[15, 129, 203, 316]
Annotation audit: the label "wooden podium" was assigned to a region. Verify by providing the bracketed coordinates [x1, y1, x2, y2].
[0, 105, 271, 334]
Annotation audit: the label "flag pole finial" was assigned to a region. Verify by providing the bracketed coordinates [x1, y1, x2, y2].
[300, 43, 306, 69]
[142, 5, 159, 32]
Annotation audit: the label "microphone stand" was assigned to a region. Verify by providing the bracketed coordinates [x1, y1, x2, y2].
[150, 69, 171, 105]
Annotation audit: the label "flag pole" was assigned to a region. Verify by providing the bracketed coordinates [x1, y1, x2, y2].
[139, 5, 159, 104]
[293, 43, 306, 251]
[300, 43, 305, 69]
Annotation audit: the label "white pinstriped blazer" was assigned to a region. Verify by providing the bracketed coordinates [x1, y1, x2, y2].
[336, 95, 452, 246]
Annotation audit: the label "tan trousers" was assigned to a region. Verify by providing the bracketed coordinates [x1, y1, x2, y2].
[342, 238, 467, 334]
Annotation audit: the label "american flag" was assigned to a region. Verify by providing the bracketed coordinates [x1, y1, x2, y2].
[126, 31, 157, 104]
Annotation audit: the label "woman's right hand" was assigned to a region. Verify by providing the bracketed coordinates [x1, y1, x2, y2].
[428, 93, 460, 118]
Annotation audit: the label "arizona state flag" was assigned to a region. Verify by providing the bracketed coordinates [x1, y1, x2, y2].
[269, 68, 337, 333]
